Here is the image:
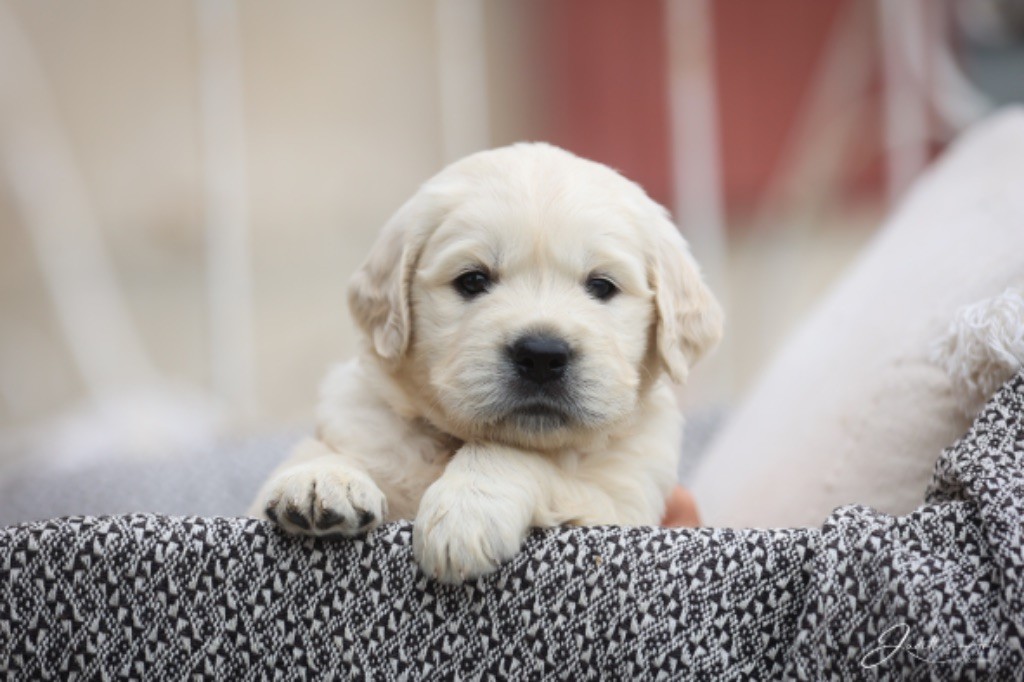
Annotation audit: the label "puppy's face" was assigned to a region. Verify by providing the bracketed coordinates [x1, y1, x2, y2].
[410, 187, 655, 449]
[349, 144, 722, 450]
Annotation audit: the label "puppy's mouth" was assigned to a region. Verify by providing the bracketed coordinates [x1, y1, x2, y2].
[515, 403, 567, 418]
[499, 400, 572, 430]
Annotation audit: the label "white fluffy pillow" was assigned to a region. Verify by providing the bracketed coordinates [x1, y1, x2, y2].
[690, 108, 1024, 528]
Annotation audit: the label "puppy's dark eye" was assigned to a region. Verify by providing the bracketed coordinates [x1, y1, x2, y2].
[585, 276, 618, 301]
[454, 270, 492, 298]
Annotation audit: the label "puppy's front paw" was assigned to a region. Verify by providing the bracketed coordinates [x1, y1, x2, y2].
[413, 480, 530, 584]
[260, 462, 387, 538]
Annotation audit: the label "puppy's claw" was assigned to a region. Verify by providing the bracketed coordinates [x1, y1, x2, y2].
[259, 462, 387, 538]
[284, 505, 312, 530]
[357, 509, 376, 528]
[315, 507, 346, 530]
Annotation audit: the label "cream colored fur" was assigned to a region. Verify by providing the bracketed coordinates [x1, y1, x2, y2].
[932, 288, 1024, 419]
[249, 143, 721, 583]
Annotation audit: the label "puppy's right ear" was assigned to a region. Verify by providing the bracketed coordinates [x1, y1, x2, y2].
[347, 201, 433, 363]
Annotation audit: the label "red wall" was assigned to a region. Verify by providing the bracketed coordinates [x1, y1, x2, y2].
[538, 0, 672, 206]
[532, 0, 883, 217]
[713, 0, 851, 206]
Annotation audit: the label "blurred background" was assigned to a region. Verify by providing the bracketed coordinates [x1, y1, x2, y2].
[1, 0, 1022, 475]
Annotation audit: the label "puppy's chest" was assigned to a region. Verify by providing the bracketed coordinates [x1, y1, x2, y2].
[410, 418, 461, 465]
[553, 447, 630, 478]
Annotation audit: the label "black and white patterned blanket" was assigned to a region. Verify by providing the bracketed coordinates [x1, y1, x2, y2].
[2, 373, 1023, 680]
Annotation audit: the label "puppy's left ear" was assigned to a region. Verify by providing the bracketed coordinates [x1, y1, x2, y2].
[650, 215, 724, 384]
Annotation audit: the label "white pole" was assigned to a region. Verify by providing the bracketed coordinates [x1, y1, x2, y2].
[665, 0, 727, 296]
[929, 2, 991, 135]
[196, 0, 255, 420]
[434, 0, 491, 163]
[877, 0, 930, 205]
[0, 1, 158, 397]
[665, 0, 730, 402]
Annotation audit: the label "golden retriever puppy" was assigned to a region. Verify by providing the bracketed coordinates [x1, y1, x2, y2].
[250, 143, 722, 583]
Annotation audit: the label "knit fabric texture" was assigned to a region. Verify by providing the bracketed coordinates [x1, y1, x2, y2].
[2, 372, 1022, 679]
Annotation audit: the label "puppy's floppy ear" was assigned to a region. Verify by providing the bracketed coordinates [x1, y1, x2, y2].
[650, 213, 723, 384]
[347, 197, 438, 362]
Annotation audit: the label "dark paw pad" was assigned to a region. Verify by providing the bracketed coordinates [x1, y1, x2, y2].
[284, 504, 312, 530]
[314, 507, 347, 530]
[357, 509, 376, 528]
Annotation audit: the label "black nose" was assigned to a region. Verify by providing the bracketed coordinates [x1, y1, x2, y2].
[510, 335, 571, 384]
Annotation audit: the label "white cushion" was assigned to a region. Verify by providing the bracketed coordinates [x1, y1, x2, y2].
[690, 107, 1024, 527]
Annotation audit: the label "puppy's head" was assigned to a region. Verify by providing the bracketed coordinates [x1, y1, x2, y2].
[348, 143, 722, 449]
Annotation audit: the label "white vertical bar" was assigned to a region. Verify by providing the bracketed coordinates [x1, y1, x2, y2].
[929, 1, 991, 134]
[434, 0, 491, 163]
[665, 0, 729, 401]
[196, 0, 254, 419]
[877, 0, 929, 204]
[0, 2, 157, 397]
[665, 0, 727, 293]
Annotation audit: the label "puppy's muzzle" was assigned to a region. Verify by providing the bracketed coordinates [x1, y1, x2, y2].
[509, 335, 571, 384]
